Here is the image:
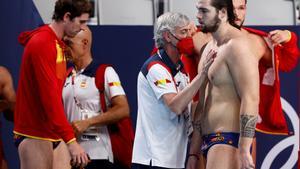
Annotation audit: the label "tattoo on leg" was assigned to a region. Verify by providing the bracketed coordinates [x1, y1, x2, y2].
[192, 120, 202, 134]
[240, 115, 258, 138]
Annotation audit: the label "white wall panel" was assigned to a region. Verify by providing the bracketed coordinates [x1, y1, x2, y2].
[99, 0, 153, 25]
[33, 0, 55, 24]
[32, 0, 297, 26]
[170, 0, 199, 25]
[244, 0, 294, 25]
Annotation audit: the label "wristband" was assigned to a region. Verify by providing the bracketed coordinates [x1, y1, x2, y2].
[285, 30, 292, 43]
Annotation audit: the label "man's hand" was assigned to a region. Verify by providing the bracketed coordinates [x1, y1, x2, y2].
[201, 49, 216, 74]
[240, 149, 255, 169]
[68, 141, 90, 168]
[71, 120, 90, 135]
[269, 30, 291, 46]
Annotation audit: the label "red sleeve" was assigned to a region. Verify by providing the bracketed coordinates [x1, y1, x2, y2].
[276, 31, 300, 72]
[30, 35, 75, 143]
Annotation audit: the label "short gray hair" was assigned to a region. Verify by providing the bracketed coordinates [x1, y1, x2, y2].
[154, 12, 190, 48]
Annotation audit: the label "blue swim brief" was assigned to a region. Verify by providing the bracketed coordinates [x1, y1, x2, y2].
[201, 132, 239, 158]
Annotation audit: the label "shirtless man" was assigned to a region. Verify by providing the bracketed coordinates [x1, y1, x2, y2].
[0, 66, 15, 169]
[186, 0, 259, 169]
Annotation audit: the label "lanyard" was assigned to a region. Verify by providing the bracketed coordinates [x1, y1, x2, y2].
[71, 69, 84, 110]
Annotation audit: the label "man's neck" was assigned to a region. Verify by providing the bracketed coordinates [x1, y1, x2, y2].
[49, 21, 64, 39]
[163, 45, 180, 64]
[75, 55, 93, 71]
[212, 22, 234, 46]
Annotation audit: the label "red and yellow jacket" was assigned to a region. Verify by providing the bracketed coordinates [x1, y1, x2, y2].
[14, 25, 75, 143]
[244, 27, 299, 135]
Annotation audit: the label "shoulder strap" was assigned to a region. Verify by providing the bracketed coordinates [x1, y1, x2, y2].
[95, 64, 112, 112]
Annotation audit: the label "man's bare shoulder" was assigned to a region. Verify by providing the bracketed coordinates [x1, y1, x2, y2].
[193, 31, 212, 55]
[0, 66, 10, 77]
[226, 35, 257, 63]
[246, 30, 267, 45]
[0, 66, 12, 85]
[241, 28, 270, 60]
[228, 35, 251, 52]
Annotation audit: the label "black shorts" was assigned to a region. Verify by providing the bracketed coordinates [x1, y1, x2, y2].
[13, 134, 60, 149]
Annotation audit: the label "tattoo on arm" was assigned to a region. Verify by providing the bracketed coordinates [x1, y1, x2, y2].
[240, 114, 258, 138]
[192, 120, 202, 134]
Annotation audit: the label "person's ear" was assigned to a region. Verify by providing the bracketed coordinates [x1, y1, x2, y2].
[82, 39, 88, 45]
[63, 12, 71, 22]
[81, 39, 89, 50]
[163, 31, 172, 43]
[219, 8, 227, 20]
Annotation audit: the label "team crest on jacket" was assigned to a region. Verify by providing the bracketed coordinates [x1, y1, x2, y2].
[80, 80, 87, 88]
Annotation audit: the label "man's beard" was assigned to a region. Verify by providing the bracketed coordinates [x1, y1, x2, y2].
[236, 19, 244, 29]
[201, 14, 221, 33]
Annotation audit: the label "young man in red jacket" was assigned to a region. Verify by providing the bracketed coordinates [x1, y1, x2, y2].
[14, 0, 92, 168]
[232, 0, 299, 164]
[233, 0, 299, 135]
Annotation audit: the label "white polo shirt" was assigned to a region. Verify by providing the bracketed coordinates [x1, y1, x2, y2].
[62, 61, 125, 162]
[132, 50, 191, 168]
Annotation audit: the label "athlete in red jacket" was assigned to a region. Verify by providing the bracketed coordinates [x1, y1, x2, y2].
[233, 0, 299, 165]
[233, 0, 299, 135]
[14, 0, 91, 168]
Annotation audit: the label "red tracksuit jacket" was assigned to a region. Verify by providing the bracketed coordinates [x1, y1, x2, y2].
[14, 25, 75, 143]
[244, 27, 299, 135]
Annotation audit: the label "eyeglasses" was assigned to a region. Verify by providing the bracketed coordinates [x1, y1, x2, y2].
[169, 31, 181, 41]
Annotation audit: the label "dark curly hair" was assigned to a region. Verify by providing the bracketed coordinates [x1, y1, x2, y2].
[52, 0, 92, 21]
[210, 0, 239, 29]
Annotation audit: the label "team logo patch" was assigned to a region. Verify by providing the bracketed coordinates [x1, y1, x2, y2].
[154, 79, 171, 86]
[80, 81, 87, 88]
[109, 82, 121, 87]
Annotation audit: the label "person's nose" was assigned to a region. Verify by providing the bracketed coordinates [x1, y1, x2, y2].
[80, 22, 88, 30]
[196, 13, 203, 23]
[233, 9, 238, 18]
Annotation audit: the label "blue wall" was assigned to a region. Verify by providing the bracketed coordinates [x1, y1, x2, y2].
[0, 0, 299, 168]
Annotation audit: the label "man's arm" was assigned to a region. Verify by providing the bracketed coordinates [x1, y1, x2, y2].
[31, 37, 89, 166]
[163, 50, 215, 115]
[269, 30, 299, 71]
[71, 66, 130, 134]
[226, 38, 260, 168]
[71, 95, 130, 134]
[0, 66, 15, 121]
[30, 37, 75, 143]
[186, 48, 211, 169]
